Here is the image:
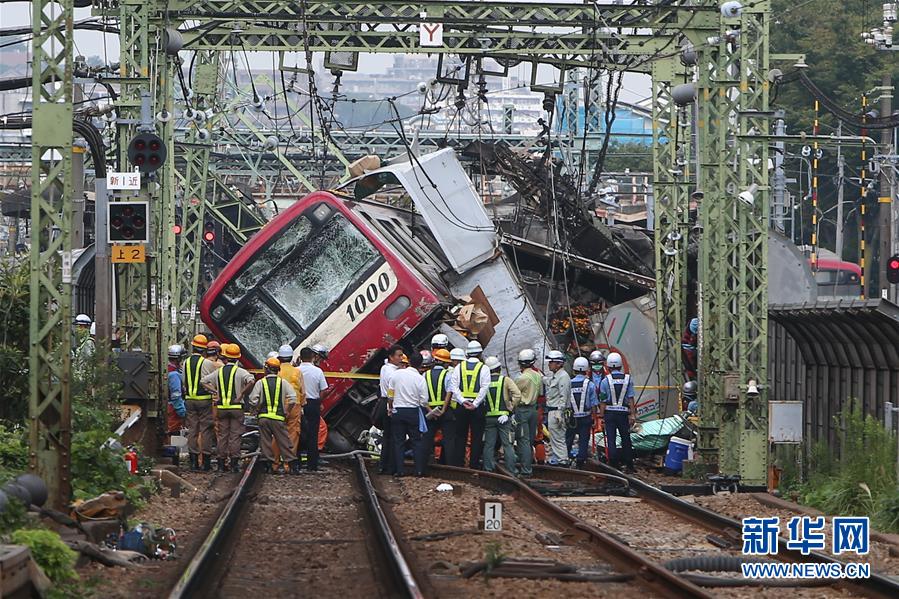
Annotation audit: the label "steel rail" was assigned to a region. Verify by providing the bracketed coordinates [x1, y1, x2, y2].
[541, 462, 899, 599]
[168, 455, 260, 599]
[168, 455, 424, 599]
[353, 454, 425, 599]
[425, 463, 711, 598]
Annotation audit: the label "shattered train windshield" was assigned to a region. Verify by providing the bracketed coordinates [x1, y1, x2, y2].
[262, 216, 379, 328]
[218, 211, 381, 361]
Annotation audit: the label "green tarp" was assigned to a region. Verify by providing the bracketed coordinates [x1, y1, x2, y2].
[593, 414, 692, 452]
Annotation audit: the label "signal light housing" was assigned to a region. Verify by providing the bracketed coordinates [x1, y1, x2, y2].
[127, 132, 167, 173]
[888, 254, 899, 285]
[203, 222, 216, 243]
[108, 202, 149, 243]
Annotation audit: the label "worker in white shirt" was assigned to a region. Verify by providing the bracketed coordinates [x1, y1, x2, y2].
[375, 344, 405, 474]
[387, 351, 429, 477]
[449, 340, 492, 469]
[298, 346, 329, 472]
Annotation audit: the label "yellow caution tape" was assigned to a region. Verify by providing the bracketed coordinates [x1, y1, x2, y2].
[248, 368, 379, 381]
[249, 368, 679, 387]
[323, 371, 380, 381]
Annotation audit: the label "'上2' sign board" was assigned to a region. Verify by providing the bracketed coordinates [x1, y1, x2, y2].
[111, 244, 146, 263]
[480, 498, 503, 532]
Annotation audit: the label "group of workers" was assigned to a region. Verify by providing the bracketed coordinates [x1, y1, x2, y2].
[166, 335, 330, 474]
[375, 334, 638, 478]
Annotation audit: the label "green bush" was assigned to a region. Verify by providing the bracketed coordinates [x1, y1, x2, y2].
[799, 402, 899, 531]
[0, 260, 29, 425]
[874, 490, 899, 533]
[0, 494, 28, 534]
[0, 423, 27, 483]
[10, 529, 78, 585]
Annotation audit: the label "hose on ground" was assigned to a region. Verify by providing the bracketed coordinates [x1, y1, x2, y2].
[681, 573, 832, 588]
[664, 555, 772, 572]
[665, 555, 832, 588]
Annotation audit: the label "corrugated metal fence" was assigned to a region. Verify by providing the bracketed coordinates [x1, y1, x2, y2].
[768, 299, 899, 451]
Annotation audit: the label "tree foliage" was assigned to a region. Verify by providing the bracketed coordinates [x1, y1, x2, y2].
[0, 261, 30, 424]
[769, 1, 899, 265]
[771, 0, 898, 131]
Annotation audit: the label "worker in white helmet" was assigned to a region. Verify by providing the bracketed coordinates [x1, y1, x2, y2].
[599, 352, 636, 472]
[166, 344, 187, 438]
[567, 357, 599, 469]
[73, 313, 95, 370]
[514, 348, 542, 477]
[544, 349, 571, 466]
[430, 333, 449, 352]
[449, 339, 492, 468]
[482, 356, 521, 473]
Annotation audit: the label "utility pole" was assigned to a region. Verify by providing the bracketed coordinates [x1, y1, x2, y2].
[836, 122, 845, 259]
[879, 73, 893, 298]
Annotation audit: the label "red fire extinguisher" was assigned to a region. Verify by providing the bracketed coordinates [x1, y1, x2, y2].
[124, 447, 139, 474]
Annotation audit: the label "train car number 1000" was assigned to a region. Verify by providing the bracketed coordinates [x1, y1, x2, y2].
[345, 272, 392, 322]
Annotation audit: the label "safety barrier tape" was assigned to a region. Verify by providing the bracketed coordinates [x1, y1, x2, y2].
[248, 369, 677, 388]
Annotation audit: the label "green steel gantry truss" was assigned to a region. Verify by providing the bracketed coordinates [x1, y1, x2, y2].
[30, 0, 75, 506]
[30, 0, 771, 505]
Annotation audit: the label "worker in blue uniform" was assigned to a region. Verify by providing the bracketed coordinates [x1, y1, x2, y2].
[568, 357, 599, 469]
[599, 352, 637, 473]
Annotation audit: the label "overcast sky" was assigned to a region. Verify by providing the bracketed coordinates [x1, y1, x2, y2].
[1, 1, 651, 103]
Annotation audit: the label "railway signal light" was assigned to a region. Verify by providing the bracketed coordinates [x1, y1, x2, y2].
[172, 224, 182, 235]
[108, 202, 149, 243]
[203, 222, 216, 243]
[127, 132, 167, 173]
[888, 255, 899, 284]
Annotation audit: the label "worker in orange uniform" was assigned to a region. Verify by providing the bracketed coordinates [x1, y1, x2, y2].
[203, 340, 224, 453]
[250, 357, 300, 474]
[205, 340, 224, 367]
[181, 334, 219, 471]
[273, 344, 306, 472]
[202, 344, 255, 472]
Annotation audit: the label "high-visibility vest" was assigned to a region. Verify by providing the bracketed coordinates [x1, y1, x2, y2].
[604, 372, 631, 411]
[425, 367, 448, 408]
[486, 375, 509, 417]
[569, 378, 592, 418]
[216, 364, 242, 410]
[185, 355, 211, 400]
[259, 376, 286, 421]
[459, 361, 484, 399]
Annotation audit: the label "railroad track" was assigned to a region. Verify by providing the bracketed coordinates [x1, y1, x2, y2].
[387, 463, 710, 598]
[168, 455, 422, 599]
[516, 463, 899, 599]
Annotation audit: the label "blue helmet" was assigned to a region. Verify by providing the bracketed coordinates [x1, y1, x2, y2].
[689, 318, 699, 335]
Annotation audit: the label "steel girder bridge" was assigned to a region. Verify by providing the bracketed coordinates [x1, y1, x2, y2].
[29, 0, 770, 506]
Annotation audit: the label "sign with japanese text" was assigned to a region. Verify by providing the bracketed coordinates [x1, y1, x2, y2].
[111, 244, 146, 264]
[106, 171, 141, 190]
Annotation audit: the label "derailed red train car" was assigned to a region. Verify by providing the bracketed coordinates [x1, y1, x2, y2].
[201, 149, 551, 448]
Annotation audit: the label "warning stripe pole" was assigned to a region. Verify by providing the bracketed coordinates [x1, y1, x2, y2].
[811, 100, 819, 269]
[861, 95, 868, 299]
